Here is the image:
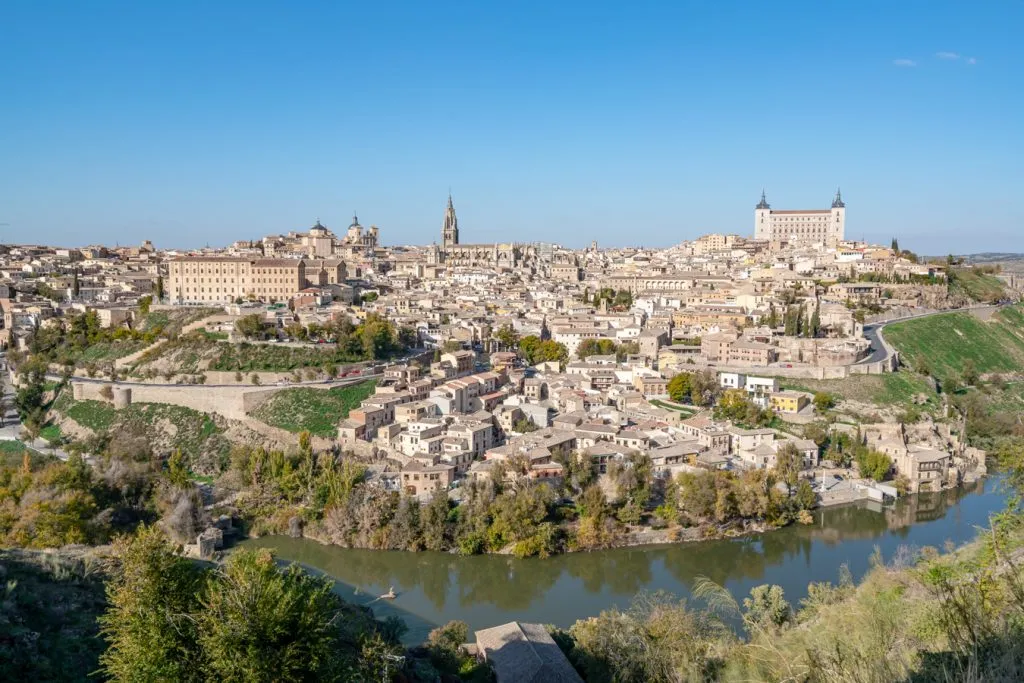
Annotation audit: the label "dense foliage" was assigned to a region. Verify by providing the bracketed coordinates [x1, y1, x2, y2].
[576, 338, 640, 361]
[667, 369, 720, 406]
[99, 526, 406, 682]
[0, 549, 107, 682]
[518, 335, 569, 366]
[217, 313, 411, 369]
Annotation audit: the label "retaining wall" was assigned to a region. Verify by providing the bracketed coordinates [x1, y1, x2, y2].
[69, 376, 374, 427]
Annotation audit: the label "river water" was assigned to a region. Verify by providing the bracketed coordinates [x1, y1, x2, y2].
[242, 477, 1006, 643]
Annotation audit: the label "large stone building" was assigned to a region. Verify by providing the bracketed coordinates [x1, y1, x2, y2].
[430, 195, 536, 269]
[754, 189, 846, 245]
[168, 256, 346, 304]
[261, 216, 379, 259]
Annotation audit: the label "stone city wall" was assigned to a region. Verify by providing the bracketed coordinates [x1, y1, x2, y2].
[69, 376, 375, 425]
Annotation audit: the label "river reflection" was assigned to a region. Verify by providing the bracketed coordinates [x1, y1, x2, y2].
[243, 478, 1003, 643]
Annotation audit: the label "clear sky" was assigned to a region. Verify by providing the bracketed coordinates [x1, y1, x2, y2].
[1, 1, 1021, 252]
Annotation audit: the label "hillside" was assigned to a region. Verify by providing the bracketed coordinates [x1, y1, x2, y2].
[947, 266, 1010, 303]
[124, 331, 376, 381]
[0, 548, 108, 682]
[883, 305, 1024, 382]
[50, 391, 272, 475]
[249, 380, 377, 438]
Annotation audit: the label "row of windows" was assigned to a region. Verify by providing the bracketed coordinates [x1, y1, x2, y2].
[175, 277, 295, 284]
[773, 215, 835, 221]
[181, 287, 292, 294]
[172, 267, 300, 275]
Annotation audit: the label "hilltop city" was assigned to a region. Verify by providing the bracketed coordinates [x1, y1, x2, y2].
[2, 189, 1023, 680]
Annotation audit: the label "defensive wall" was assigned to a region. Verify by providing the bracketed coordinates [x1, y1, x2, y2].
[70, 376, 376, 423]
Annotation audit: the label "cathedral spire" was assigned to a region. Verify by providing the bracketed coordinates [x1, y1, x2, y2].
[832, 187, 845, 208]
[756, 189, 770, 210]
[442, 192, 459, 248]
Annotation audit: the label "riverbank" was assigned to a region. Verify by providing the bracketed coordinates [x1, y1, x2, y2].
[275, 514, 777, 555]
[241, 476, 1004, 644]
[243, 474, 986, 558]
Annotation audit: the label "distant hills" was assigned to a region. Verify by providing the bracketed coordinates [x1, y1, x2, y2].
[961, 252, 1024, 263]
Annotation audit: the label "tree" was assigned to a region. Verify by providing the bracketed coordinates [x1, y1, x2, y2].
[513, 417, 539, 433]
[773, 442, 802, 495]
[891, 237, 899, 253]
[577, 338, 617, 360]
[397, 325, 418, 349]
[198, 548, 359, 682]
[667, 372, 693, 403]
[138, 295, 153, 316]
[166, 449, 191, 489]
[616, 340, 640, 361]
[743, 584, 792, 631]
[813, 392, 836, 413]
[810, 301, 821, 338]
[520, 338, 568, 366]
[518, 335, 541, 364]
[856, 449, 892, 482]
[72, 268, 80, 297]
[689, 369, 720, 407]
[568, 591, 722, 682]
[784, 305, 798, 336]
[99, 526, 205, 682]
[494, 323, 519, 350]
[155, 274, 165, 301]
[235, 314, 267, 340]
[14, 357, 48, 435]
[961, 359, 980, 386]
[715, 389, 750, 422]
[794, 478, 817, 510]
[426, 620, 470, 674]
[576, 484, 608, 520]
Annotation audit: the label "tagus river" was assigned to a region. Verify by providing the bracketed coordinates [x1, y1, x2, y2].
[242, 477, 1006, 643]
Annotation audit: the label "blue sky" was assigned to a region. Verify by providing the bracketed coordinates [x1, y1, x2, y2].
[1, 1, 1021, 252]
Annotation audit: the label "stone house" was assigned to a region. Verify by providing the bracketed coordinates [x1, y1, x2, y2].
[400, 461, 455, 497]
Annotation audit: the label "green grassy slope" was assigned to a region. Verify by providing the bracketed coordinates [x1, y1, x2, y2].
[947, 266, 1008, 303]
[250, 380, 377, 438]
[52, 392, 230, 472]
[780, 372, 936, 407]
[883, 305, 1024, 382]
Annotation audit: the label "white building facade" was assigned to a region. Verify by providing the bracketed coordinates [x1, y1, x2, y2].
[754, 190, 846, 245]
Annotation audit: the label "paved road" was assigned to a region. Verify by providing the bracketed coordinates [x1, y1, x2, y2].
[858, 304, 1004, 365]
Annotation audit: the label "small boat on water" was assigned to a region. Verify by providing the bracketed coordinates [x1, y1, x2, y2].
[380, 586, 397, 600]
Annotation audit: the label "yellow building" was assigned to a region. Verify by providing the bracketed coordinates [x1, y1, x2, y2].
[770, 391, 810, 414]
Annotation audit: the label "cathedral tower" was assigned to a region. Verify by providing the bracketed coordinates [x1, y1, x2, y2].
[442, 193, 459, 247]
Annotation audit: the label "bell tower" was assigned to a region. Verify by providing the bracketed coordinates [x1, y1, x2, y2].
[830, 187, 846, 244]
[754, 189, 771, 239]
[442, 193, 459, 247]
